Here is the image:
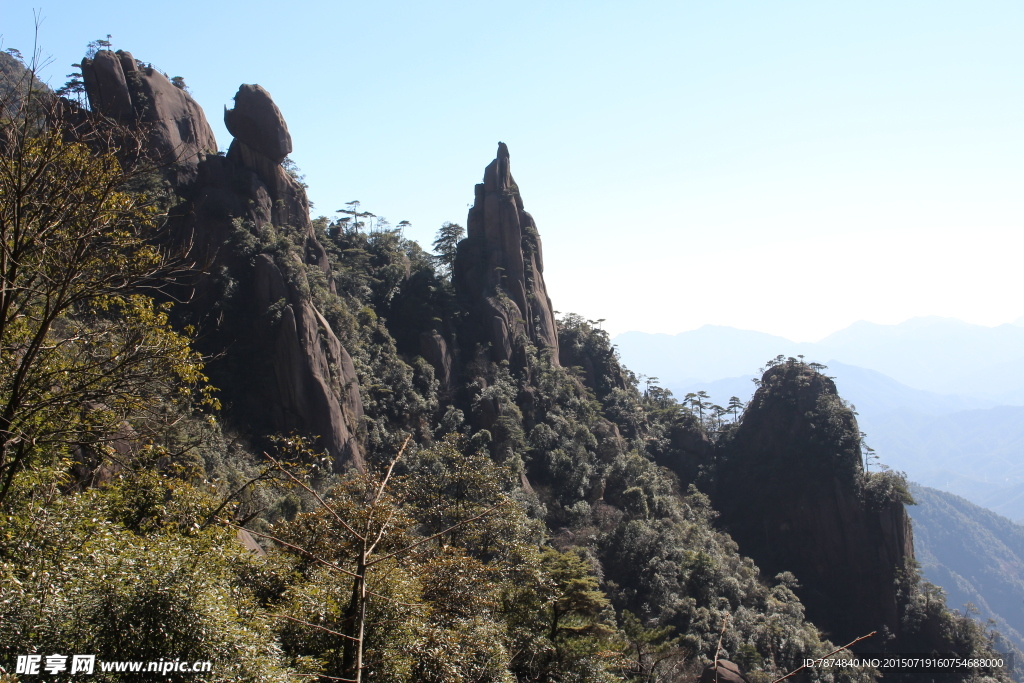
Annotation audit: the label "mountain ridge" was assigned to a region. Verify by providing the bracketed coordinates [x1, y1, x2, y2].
[0, 45, 1011, 683]
[615, 319, 1024, 400]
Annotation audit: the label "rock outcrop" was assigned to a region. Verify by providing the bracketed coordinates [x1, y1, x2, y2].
[80, 50, 216, 183]
[419, 330, 454, 391]
[698, 660, 748, 683]
[190, 84, 360, 468]
[454, 143, 560, 367]
[224, 84, 292, 162]
[81, 56, 364, 469]
[715, 361, 914, 644]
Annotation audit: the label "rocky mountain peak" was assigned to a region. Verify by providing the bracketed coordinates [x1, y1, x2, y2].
[224, 83, 292, 163]
[716, 360, 914, 644]
[81, 50, 363, 469]
[454, 143, 560, 367]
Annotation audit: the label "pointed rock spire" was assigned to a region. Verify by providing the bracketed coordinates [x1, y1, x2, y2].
[82, 50, 363, 470]
[454, 143, 560, 366]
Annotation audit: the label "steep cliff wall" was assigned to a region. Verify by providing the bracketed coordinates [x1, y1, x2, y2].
[81, 52, 364, 469]
[454, 143, 560, 368]
[189, 85, 362, 468]
[715, 361, 915, 645]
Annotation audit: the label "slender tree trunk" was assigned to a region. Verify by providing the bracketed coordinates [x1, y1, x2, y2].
[342, 548, 367, 682]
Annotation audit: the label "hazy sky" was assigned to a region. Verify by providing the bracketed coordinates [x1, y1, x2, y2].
[4, 1, 1021, 341]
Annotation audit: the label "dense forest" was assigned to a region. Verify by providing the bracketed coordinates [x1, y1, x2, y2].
[0, 45, 1015, 683]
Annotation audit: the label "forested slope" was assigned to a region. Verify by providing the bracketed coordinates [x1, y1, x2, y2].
[0, 45, 1011, 683]
[910, 484, 1024, 659]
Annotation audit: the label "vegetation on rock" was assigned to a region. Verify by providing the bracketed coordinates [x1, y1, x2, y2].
[0, 47, 1013, 683]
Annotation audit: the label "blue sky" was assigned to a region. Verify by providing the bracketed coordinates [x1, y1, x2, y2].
[3, 0, 1021, 340]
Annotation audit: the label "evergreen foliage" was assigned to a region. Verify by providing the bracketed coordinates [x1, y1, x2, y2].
[0, 47, 1012, 683]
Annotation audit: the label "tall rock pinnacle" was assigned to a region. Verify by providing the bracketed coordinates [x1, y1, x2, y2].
[81, 54, 364, 470]
[454, 143, 560, 367]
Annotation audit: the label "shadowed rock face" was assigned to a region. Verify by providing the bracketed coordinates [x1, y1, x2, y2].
[419, 331, 453, 391]
[81, 56, 364, 470]
[715, 362, 914, 644]
[194, 84, 361, 469]
[80, 50, 216, 183]
[454, 143, 560, 367]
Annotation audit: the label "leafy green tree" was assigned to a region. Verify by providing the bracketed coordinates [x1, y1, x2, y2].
[431, 221, 464, 280]
[254, 438, 514, 682]
[684, 391, 711, 422]
[618, 610, 686, 682]
[727, 396, 745, 422]
[0, 64, 206, 505]
[506, 547, 621, 682]
[0, 464, 290, 682]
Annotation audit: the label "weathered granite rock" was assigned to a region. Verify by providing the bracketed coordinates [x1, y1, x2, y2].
[224, 84, 292, 163]
[273, 300, 363, 466]
[80, 50, 217, 182]
[80, 50, 133, 120]
[224, 85, 332, 281]
[454, 143, 560, 367]
[254, 253, 288, 311]
[216, 88, 358, 467]
[698, 660, 747, 683]
[82, 54, 363, 469]
[236, 528, 266, 557]
[715, 361, 914, 644]
[419, 330, 453, 390]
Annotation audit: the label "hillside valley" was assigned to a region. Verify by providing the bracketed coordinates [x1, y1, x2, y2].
[909, 484, 1024, 662]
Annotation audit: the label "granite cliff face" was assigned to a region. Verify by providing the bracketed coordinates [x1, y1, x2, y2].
[715, 361, 914, 644]
[190, 85, 362, 468]
[81, 52, 364, 469]
[454, 143, 560, 368]
[80, 50, 216, 184]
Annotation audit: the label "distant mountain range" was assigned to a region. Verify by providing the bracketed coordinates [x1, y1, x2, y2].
[614, 318, 1024, 521]
[909, 484, 1024, 667]
[615, 316, 1024, 402]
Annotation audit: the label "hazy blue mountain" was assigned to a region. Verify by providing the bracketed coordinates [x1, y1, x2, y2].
[664, 361, 994, 421]
[936, 357, 1024, 405]
[612, 326, 811, 385]
[873, 407, 1024, 521]
[618, 322, 1024, 521]
[614, 317, 1024, 402]
[909, 483, 1024, 663]
[816, 317, 1024, 396]
[827, 361, 997, 417]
